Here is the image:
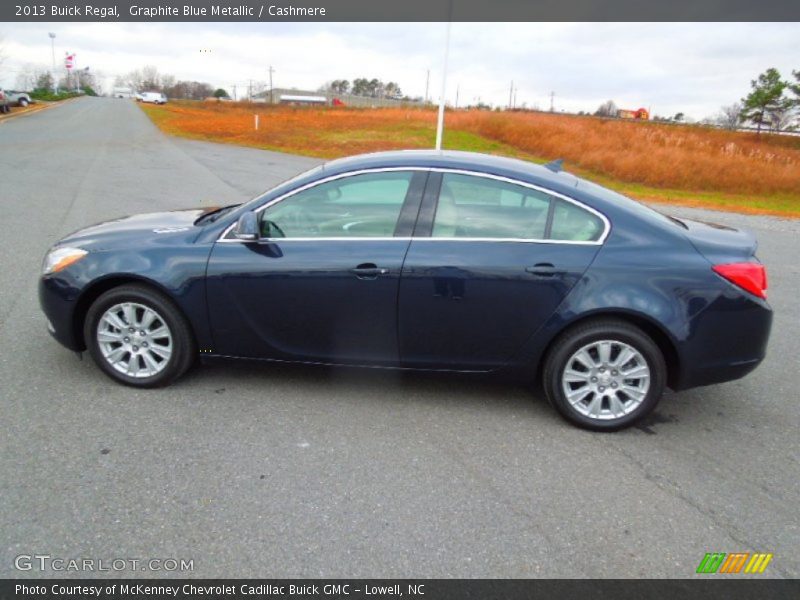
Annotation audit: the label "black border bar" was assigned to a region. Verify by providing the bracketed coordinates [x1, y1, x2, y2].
[2, 579, 800, 600]
[4, 0, 800, 22]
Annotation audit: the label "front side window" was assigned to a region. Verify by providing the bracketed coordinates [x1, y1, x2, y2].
[431, 173, 604, 242]
[259, 171, 413, 238]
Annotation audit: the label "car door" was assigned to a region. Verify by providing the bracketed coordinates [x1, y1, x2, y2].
[398, 171, 608, 370]
[206, 169, 426, 365]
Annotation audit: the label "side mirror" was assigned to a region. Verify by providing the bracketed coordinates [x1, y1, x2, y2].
[233, 212, 258, 241]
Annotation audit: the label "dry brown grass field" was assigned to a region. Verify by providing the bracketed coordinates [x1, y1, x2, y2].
[141, 101, 800, 217]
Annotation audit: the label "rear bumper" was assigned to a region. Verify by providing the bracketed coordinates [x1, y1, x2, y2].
[673, 292, 772, 391]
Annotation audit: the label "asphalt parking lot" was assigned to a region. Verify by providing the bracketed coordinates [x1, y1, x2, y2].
[1, 97, 798, 578]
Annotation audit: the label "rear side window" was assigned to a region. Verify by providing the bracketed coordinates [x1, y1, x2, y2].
[431, 173, 605, 242]
[433, 174, 551, 239]
[550, 199, 605, 242]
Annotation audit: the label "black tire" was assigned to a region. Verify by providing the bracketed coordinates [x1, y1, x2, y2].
[84, 284, 196, 388]
[542, 318, 666, 431]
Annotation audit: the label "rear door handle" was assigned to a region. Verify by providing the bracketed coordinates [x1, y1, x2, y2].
[350, 263, 389, 279]
[525, 263, 563, 277]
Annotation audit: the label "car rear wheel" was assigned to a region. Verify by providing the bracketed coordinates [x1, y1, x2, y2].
[542, 318, 666, 431]
[84, 284, 195, 388]
[19, 99, 29, 107]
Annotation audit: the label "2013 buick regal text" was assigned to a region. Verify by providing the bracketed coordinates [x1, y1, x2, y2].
[38, 151, 772, 431]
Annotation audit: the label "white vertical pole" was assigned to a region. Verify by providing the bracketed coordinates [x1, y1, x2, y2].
[255, 114, 259, 130]
[434, 18, 452, 151]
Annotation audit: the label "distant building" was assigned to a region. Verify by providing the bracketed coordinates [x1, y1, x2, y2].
[252, 87, 420, 108]
[618, 107, 650, 120]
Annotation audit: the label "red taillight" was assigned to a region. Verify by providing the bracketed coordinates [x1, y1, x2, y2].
[712, 262, 768, 299]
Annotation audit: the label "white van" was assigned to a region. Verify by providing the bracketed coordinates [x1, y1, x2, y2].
[140, 92, 167, 105]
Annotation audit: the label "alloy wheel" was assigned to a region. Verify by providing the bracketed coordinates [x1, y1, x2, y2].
[96, 302, 173, 378]
[561, 340, 651, 420]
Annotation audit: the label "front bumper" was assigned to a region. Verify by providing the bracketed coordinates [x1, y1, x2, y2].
[39, 275, 83, 351]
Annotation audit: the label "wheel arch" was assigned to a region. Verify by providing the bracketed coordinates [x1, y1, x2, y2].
[72, 275, 194, 351]
[538, 309, 681, 389]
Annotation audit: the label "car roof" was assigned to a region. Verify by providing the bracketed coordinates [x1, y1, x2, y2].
[320, 150, 582, 192]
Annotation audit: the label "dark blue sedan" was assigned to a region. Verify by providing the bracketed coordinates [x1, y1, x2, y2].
[39, 151, 772, 430]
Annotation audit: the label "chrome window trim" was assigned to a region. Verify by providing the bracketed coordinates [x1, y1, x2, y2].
[217, 166, 611, 245]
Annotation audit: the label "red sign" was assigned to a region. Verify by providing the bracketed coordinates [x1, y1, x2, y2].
[65, 53, 75, 70]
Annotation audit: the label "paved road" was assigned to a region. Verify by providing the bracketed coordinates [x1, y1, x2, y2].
[1, 97, 798, 578]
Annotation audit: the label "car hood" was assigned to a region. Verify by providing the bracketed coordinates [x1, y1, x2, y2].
[678, 217, 758, 263]
[55, 207, 221, 251]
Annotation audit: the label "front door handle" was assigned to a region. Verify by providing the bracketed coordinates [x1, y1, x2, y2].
[525, 263, 563, 277]
[350, 263, 389, 279]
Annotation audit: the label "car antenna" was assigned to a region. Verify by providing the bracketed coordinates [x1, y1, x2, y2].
[543, 159, 564, 173]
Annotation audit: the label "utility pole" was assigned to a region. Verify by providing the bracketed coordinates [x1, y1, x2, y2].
[550, 91, 555, 112]
[248, 79, 253, 102]
[454, 84, 459, 109]
[48, 32, 57, 93]
[232, 84, 237, 101]
[434, 16, 452, 151]
[268, 65, 275, 104]
[513, 88, 518, 109]
[424, 69, 430, 104]
[508, 81, 514, 109]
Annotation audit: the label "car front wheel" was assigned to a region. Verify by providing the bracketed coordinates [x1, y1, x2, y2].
[84, 284, 195, 388]
[19, 99, 29, 107]
[542, 318, 666, 431]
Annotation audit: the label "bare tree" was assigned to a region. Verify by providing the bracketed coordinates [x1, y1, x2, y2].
[594, 100, 618, 117]
[140, 65, 160, 91]
[716, 102, 743, 130]
[768, 104, 796, 132]
[15, 63, 42, 90]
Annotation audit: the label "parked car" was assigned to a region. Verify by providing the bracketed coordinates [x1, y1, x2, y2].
[6, 90, 32, 107]
[140, 92, 167, 104]
[38, 151, 772, 430]
[0, 89, 10, 113]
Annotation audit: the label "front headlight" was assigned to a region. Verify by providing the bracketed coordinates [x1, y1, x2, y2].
[42, 247, 88, 275]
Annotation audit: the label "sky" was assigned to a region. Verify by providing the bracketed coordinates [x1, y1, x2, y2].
[1, 22, 798, 120]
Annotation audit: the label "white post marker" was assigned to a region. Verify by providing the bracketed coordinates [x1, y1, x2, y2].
[434, 18, 452, 151]
[255, 114, 259, 130]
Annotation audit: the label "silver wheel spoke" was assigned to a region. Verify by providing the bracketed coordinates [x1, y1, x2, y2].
[148, 343, 171, 360]
[564, 368, 589, 383]
[148, 326, 169, 339]
[103, 311, 127, 332]
[561, 339, 651, 421]
[621, 384, 646, 400]
[97, 302, 173, 379]
[609, 394, 625, 418]
[141, 351, 161, 373]
[598, 341, 612, 364]
[126, 355, 140, 376]
[613, 347, 635, 368]
[586, 395, 602, 417]
[573, 349, 597, 370]
[121, 303, 136, 327]
[140, 308, 158, 331]
[622, 364, 649, 379]
[104, 346, 127, 364]
[97, 330, 123, 343]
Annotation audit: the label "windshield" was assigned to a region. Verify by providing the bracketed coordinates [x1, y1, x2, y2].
[239, 164, 325, 212]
